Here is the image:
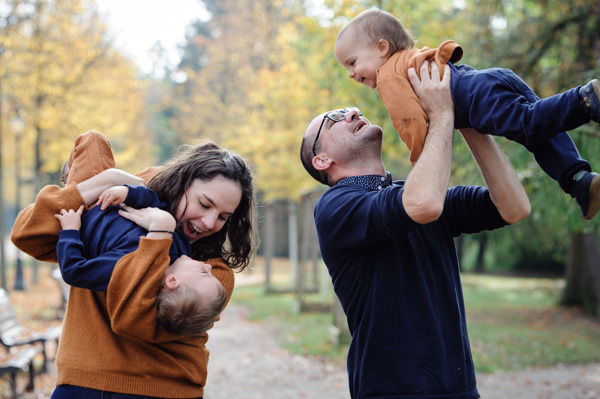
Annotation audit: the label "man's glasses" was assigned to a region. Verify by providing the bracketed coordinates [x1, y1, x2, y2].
[312, 107, 363, 156]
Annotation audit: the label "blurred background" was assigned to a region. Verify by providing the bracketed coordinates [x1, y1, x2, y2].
[0, 0, 599, 396]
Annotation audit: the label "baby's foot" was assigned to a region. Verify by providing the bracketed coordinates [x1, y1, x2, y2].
[571, 171, 600, 220]
[580, 79, 600, 122]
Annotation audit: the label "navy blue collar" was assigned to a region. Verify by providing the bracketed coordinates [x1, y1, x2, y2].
[336, 172, 393, 191]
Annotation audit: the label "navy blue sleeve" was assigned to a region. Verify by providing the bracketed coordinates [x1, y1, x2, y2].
[314, 184, 419, 250]
[56, 229, 135, 291]
[124, 185, 166, 209]
[440, 185, 507, 237]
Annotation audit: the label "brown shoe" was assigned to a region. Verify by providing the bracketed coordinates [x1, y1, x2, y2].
[580, 79, 600, 122]
[586, 173, 600, 220]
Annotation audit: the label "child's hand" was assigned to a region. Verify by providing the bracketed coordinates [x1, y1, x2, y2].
[97, 186, 129, 210]
[54, 205, 84, 231]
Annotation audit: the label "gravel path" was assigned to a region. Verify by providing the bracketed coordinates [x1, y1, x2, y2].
[204, 304, 600, 399]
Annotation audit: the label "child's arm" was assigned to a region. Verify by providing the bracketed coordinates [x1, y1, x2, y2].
[55, 205, 129, 291]
[11, 168, 151, 263]
[97, 186, 129, 210]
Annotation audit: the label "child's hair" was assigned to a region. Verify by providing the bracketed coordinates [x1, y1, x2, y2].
[337, 8, 415, 55]
[147, 141, 256, 271]
[156, 282, 227, 336]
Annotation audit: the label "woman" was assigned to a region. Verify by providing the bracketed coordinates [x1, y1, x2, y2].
[11, 130, 255, 398]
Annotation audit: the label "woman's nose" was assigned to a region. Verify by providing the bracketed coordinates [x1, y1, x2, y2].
[203, 213, 218, 231]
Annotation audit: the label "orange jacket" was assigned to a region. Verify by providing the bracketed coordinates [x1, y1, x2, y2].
[377, 40, 463, 164]
[11, 170, 234, 397]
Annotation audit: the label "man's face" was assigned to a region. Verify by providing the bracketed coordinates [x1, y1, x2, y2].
[306, 107, 381, 158]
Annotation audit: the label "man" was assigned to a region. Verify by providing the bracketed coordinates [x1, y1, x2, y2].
[299, 61, 530, 399]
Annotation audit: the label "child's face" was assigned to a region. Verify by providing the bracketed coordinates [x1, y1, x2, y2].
[168, 255, 224, 305]
[334, 33, 388, 89]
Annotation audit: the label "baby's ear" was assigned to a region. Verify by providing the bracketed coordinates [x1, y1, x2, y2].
[377, 39, 391, 58]
[163, 274, 180, 290]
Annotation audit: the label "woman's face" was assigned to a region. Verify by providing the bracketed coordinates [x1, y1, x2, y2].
[175, 175, 242, 243]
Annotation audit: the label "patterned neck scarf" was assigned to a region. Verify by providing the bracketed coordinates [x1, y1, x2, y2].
[336, 171, 393, 191]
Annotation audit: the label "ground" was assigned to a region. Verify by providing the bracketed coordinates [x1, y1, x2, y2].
[1, 266, 599, 398]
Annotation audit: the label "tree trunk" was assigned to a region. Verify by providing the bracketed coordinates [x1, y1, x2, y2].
[474, 232, 488, 273]
[561, 232, 600, 317]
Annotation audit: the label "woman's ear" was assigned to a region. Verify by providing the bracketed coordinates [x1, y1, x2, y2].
[377, 39, 391, 58]
[163, 274, 180, 290]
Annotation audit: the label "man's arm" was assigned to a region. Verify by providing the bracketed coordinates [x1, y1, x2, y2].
[460, 128, 530, 223]
[403, 61, 455, 224]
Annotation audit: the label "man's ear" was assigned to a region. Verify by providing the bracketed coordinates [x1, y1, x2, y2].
[164, 274, 180, 290]
[377, 39, 391, 58]
[312, 153, 332, 172]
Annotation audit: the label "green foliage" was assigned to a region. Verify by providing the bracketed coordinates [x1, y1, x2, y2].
[233, 274, 600, 371]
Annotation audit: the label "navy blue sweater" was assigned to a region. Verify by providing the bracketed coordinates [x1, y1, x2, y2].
[314, 179, 506, 399]
[56, 185, 190, 291]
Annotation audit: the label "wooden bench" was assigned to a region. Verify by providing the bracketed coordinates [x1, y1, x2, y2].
[0, 288, 62, 373]
[0, 346, 40, 399]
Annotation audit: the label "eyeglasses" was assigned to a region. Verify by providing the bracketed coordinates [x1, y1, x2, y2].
[312, 107, 363, 156]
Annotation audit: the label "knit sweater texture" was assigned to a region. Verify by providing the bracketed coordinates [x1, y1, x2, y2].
[56, 185, 190, 291]
[11, 179, 234, 398]
[376, 40, 463, 164]
[315, 179, 506, 398]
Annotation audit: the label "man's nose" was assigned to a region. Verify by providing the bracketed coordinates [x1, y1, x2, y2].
[345, 108, 360, 121]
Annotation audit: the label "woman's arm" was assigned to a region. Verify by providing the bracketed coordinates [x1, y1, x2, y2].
[106, 238, 234, 343]
[11, 168, 150, 262]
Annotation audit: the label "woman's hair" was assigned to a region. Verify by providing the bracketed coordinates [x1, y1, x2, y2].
[147, 141, 255, 270]
[156, 283, 227, 336]
[338, 9, 415, 55]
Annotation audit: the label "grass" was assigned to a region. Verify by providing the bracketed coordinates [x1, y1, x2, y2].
[233, 262, 600, 373]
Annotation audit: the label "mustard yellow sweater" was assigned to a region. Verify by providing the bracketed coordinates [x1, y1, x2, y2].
[11, 183, 234, 398]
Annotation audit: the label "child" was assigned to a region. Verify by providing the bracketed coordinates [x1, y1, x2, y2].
[334, 8, 600, 220]
[54, 183, 227, 337]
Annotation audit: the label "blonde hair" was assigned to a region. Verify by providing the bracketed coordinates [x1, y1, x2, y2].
[156, 282, 227, 336]
[337, 9, 414, 55]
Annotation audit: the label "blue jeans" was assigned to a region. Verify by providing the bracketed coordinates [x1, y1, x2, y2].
[51, 385, 203, 399]
[451, 63, 591, 192]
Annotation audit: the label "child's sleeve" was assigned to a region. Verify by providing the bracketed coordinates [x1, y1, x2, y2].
[11, 184, 86, 263]
[11, 167, 164, 263]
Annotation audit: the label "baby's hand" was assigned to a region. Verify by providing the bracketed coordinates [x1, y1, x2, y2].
[55, 205, 84, 231]
[97, 186, 129, 210]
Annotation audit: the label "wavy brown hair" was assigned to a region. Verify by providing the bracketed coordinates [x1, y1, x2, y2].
[147, 141, 255, 270]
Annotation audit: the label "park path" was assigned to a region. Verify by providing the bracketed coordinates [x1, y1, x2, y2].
[204, 303, 600, 399]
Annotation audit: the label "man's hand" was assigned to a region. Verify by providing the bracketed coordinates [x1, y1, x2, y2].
[408, 60, 454, 119]
[55, 205, 84, 231]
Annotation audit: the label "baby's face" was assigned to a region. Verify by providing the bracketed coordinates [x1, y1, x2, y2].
[170, 255, 224, 305]
[334, 33, 388, 89]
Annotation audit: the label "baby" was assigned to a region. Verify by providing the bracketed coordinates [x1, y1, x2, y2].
[334, 8, 600, 220]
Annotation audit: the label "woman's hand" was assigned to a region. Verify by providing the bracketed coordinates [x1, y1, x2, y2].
[118, 206, 177, 238]
[77, 168, 145, 206]
[54, 205, 84, 231]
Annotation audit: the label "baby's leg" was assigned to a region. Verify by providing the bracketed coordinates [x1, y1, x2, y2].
[65, 130, 116, 184]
